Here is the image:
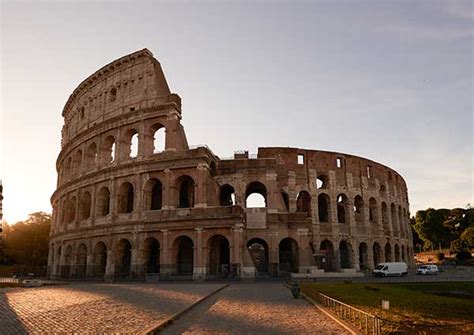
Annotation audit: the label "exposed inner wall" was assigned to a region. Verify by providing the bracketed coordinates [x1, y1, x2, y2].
[48, 49, 414, 281]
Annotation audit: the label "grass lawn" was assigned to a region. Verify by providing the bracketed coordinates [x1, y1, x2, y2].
[301, 281, 474, 334]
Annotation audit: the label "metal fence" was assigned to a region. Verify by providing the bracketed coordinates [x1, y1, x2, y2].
[318, 292, 381, 335]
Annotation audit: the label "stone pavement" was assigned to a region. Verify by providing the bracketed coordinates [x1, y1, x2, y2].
[162, 283, 350, 334]
[0, 282, 349, 334]
[0, 283, 224, 334]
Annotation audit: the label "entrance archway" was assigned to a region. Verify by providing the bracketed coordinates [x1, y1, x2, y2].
[116, 239, 132, 278]
[279, 238, 299, 274]
[75, 244, 87, 278]
[175, 236, 194, 275]
[145, 238, 160, 274]
[92, 242, 107, 278]
[339, 240, 352, 269]
[208, 235, 230, 277]
[247, 238, 269, 275]
[319, 240, 335, 272]
[373, 242, 382, 266]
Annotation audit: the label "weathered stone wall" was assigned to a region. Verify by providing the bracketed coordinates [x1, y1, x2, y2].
[48, 49, 414, 280]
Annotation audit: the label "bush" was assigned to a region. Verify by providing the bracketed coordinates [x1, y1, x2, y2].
[436, 252, 445, 261]
[455, 250, 472, 261]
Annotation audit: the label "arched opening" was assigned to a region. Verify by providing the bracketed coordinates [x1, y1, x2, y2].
[152, 124, 166, 153]
[219, 184, 235, 206]
[279, 238, 299, 274]
[208, 235, 230, 277]
[354, 195, 364, 225]
[103, 136, 116, 164]
[86, 142, 98, 168]
[318, 194, 330, 222]
[373, 242, 382, 266]
[281, 192, 290, 211]
[379, 184, 386, 197]
[391, 203, 399, 235]
[296, 191, 311, 215]
[339, 240, 352, 269]
[75, 244, 87, 278]
[116, 239, 132, 278]
[319, 240, 335, 272]
[67, 196, 77, 223]
[401, 245, 406, 262]
[245, 182, 267, 208]
[394, 244, 401, 262]
[145, 179, 163, 210]
[129, 130, 139, 158]
[92, 242, 107, 278]
[118, 182, 134, 213]
[177, 176, 195, 208]
[359, 242, 368, 270]
[73, 150, 82, 176]
[382, 202, 389, 235]
[145, 238, 160, 274]
[175, 236, 194, 275]
[316, 175, 328, 189]
[247, 238, 269, 275]
[385, 243, 392, 262]
[79, 192, 91, 220]
[97, 187, 110, 217]
[337, 194, 349, 223]
[62, 245, 73, 278]
[369, 198, 378, 223]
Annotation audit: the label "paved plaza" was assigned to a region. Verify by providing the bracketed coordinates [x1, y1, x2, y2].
[0, 282, 348, 334]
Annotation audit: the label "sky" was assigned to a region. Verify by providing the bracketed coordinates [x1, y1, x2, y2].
[0, 0, 472, 223]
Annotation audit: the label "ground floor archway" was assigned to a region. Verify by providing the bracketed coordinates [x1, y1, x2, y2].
[208, 235, 230, 277]
[279, 238, 299, 274]
[175, 236, 194, 275]
[247, 238, 269, 275]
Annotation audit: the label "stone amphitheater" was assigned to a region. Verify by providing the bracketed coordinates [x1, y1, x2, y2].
[48, 49, 414, 280]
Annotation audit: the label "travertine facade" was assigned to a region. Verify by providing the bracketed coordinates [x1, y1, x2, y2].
[48, 49, 414, 280]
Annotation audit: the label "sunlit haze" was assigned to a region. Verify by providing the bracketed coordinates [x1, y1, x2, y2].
[1, 0, 472, 223]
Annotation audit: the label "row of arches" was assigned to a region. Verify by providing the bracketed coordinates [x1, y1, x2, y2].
[61, 124, 167, 182]
[57, 176, 196, 226]
[317, 240, 411, 272]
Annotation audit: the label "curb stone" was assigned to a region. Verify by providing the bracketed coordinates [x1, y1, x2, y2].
[139, 283, 229, 335]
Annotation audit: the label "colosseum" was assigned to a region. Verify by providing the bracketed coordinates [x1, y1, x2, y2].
[48, 49, 414, 281]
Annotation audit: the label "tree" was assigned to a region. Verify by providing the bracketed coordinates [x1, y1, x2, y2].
[461, 226, 474, 248]
[414, 209, 450, 250]
[3, 212, 51, 268]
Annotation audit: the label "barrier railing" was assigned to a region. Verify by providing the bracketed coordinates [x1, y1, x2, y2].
[318, 292, 381, 335]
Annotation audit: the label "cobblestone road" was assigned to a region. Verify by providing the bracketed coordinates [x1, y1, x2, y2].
[0, 283, 224, 334]
[162, 283, 350, 335]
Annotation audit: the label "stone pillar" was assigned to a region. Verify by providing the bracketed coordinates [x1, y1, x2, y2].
[160, 230, 172, 277]
[104, 248, 115, 281]
[268, 231, 279, 277]
[266, 172, 278, 213]
[85, 253, 94, 278]
[193, 228, 205, 280]
[231, 224, 243, 277]
[353, 242, 361, 271]
[131, 247, 147, 279]
[367, 242, 375, 270]
[195, 164, 208, 208]
[162, 169, 173, 209]
[288, 171, 297, 212]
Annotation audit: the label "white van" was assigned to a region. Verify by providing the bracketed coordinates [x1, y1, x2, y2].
[372, 262, 408, 277]
[416, 264, 439, 275]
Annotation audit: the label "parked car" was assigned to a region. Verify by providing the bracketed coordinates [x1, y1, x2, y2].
[373, 262, 408, 277]
[417, 264, 439, 275]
